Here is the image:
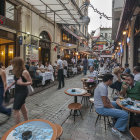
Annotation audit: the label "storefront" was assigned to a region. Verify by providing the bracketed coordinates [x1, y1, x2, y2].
[134, 14, 140, 66]
[0, 0, 21, 67]
[39, 31, 51, 64]
[0, 29, 16, 67]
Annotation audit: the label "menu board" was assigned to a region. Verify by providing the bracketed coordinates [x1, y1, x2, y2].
[26, 45, 39, 62]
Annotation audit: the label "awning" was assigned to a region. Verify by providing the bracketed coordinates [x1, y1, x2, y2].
[23, 0, 82, 25]
[63, 26, 80, 40]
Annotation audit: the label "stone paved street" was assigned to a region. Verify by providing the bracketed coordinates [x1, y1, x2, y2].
[0, 74, 132, 140]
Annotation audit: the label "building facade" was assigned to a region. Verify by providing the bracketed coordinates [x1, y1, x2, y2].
[0, 0, 21, 67]
[113, 0, 140, 70]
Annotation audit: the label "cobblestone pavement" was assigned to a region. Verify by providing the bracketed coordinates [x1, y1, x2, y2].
[0, 74, 132, 140]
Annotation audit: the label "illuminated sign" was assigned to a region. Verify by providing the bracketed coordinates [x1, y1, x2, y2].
[95, 41, 107, 45]
[0, 15, 6, 25]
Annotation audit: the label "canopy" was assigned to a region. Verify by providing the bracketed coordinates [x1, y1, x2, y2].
[24, 0, 82, 25]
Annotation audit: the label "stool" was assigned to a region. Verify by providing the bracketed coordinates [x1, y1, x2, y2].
[81, 93, 91, 107]
[130, 127, 140, 140]
[55, 124, 63, 140]
[95, 112, 110, 130]
[89, 98, 94, 112]
[68, 103, 82, 122]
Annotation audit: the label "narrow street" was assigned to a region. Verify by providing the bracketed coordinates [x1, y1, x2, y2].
[0, 74, 131, 140]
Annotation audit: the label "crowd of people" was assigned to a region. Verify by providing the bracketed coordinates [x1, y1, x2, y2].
[0, 55, 140, 139]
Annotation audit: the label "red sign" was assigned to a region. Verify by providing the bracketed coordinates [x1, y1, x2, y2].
[0, 15, 6, 25]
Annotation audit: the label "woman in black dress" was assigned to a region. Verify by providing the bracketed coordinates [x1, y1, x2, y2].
[8, 57, 32, 124]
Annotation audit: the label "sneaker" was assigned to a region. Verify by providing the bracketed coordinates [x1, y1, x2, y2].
[112, 127, 123, 138]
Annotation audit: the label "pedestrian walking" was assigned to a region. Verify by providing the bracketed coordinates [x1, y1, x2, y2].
[57, 55, 64, 89]
[0, 62, 11, 117]
[83, 56, 88, 75]
[8, 57, 32, 124]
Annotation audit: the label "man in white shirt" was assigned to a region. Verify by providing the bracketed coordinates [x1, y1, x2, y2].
[89, 66, 98, 79]
[62, 58, 68, 77]
[45, 62, 54, 73]
[133, 66, 140, 82]
[57, 55, 64, 89]
[37, 61, 44, 69]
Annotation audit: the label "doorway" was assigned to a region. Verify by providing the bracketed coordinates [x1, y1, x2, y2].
[0, 38, 15, 67]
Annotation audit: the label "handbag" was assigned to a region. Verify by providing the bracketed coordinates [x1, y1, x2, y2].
[4, 90, 11, 103]
[27, 85, 34, 94]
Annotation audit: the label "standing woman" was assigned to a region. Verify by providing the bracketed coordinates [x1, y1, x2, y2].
[9, 57, 32, 124]
[0, 62, 11, 116]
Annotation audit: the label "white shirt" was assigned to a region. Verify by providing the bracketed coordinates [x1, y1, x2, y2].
[37, 64, 44, 69]
[63, 60, 68, 67]
[57, 59, 63, 69]
[89, 70, 98, 77]
[99, 67, 105, 75]
[134, 73, 140, 82]
[45, 64, 54, 73]
[71, 58, 75, 63]
[6, 65, 13, 74]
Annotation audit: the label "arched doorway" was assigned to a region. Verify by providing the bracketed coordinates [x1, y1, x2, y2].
[39, 31, 51, 65]
[134, 14, 140, 66]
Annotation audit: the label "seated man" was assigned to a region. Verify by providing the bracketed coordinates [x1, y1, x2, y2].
[120, 74, 140, 100]
[37, 61, 44, 69]
[29, 62, 43, 81]
[94, 74, 128, 137]
[45, 62, 54, 73]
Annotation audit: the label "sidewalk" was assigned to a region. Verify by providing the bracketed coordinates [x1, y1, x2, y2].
[0, 74, 132, 140]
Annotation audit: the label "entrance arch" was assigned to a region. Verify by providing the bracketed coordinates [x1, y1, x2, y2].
[134, 15, 140, 66]
[39, 31, 51, 64]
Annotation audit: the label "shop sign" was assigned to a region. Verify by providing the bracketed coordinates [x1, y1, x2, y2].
[19, 36, 23, 45]
[0, 15, 6, 25]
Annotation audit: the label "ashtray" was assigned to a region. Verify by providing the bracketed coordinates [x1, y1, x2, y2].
[126, 101, 134, 105]
[121, 101, 127, 106]
[22, 131, 32, 140]
[72, 89, 76, 92]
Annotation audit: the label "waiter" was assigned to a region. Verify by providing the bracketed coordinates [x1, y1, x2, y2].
[57, 55, 64, 89]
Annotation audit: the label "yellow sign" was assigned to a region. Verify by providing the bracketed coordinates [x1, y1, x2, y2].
[96, 41, 107, 45]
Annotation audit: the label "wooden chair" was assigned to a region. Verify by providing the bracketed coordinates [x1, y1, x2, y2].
[95, 111, 111, 130]
[81, 93, 91, 107]
[55, 124, 63, 140]
[130, 127, 140, 140]
[68, 103, 82, 122]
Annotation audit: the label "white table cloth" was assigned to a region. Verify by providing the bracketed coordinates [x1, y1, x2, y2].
[39, 72, 54, 85]
[7, 75, 15, 89]
[72, 68, 77, 74]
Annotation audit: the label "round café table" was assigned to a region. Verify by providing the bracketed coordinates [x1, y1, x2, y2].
[116, 99, 140, 128]
[64, 88, 87, 122]
[64, 88, 87, 103]
[1, 119, 57, 140]
[116, 99, 140, 114]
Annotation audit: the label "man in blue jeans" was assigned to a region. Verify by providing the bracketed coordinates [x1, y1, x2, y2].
[94, 74, 128, 138]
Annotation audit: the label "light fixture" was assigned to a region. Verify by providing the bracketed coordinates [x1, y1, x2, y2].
[39, 47, 41, 49]
[9, 51, 13, 54]
[118, 42, 121, 45]
[1, 52, 4, 55]
[117, 47, 119, 50]
[75, 52, 79, 55]
[27, 32, 30, 35]
[123, 31, 127, 35]
[40, 36, 43, 39]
